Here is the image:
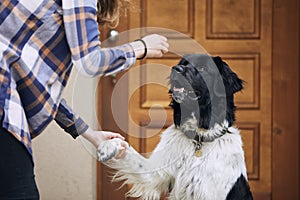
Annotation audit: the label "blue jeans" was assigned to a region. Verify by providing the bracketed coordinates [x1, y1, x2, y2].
[0, 125, 39, 200]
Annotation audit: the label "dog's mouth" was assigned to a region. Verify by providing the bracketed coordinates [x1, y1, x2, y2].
[171, 86, 200, 103]
[172, 86, 185, 103]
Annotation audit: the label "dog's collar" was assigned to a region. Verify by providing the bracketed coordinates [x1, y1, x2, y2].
[182, 124, 231, 140]
[184, 124, 232, 157]
[193, 126, 231, 142]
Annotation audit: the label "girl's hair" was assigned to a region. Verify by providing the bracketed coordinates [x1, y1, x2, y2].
[97, 0, 128, 28]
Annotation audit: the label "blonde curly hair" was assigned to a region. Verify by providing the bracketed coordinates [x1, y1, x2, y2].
[97, 0, 129, 28]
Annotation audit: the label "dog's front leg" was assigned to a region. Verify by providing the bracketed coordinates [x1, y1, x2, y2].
[106, 145, 172, 199]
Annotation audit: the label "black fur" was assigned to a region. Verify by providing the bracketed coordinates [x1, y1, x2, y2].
[226, 175, 253, 200]
[169, 54, 244, 129]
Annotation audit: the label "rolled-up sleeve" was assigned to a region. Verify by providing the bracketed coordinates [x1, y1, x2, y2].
[54, 99, 89, 139]
[62, 0, 136, 77]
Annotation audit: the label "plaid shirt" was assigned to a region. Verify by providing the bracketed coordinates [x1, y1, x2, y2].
[0, 0, 136, 156]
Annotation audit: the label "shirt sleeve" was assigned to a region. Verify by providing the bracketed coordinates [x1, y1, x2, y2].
[62, 0, 136, 77]
[54, 98, 89, 139]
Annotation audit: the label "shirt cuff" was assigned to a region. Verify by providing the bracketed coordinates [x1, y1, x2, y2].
[64, 117, 89, 139]
[54, 99, 89, 139]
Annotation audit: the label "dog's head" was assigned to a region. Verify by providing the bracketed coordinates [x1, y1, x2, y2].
[169, 54, 243, 130]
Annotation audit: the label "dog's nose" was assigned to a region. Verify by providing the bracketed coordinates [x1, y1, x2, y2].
[172, 65, 185, 73]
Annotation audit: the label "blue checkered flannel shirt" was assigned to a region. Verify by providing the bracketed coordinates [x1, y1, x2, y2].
[0, 0, 136, 155]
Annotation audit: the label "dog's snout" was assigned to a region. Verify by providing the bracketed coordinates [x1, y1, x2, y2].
[172, 65, 185, 73]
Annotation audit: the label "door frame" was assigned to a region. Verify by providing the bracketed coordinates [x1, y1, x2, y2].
[272, 0, 299, 199]
[97, 0, 300, 199]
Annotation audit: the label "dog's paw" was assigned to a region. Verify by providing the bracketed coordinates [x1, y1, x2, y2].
[97, 138, 124, 162]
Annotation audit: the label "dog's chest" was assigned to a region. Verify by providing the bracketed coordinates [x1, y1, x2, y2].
[168, 133, 246, 200]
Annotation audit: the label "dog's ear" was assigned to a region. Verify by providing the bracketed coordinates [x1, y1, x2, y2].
[213, 56, 244, 94]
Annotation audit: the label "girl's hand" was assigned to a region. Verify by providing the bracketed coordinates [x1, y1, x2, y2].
[81, 128, 127, 159]
[131, 34, 169, 59]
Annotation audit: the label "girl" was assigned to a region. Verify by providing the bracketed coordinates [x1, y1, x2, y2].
[0, 0, 169, 199]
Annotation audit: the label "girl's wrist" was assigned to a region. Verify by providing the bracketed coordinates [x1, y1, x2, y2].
[130, 40, 147, 60]
[81, 128, 99, 147]
[134, 39, 147, 60]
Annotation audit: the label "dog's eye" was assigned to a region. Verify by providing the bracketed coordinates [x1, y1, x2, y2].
[187, 90, 197, 98]
[198, 66, 206, 72]
[199, 66, 206, 71]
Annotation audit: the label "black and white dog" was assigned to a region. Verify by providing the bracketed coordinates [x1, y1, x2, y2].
[98, 54, 253, 200]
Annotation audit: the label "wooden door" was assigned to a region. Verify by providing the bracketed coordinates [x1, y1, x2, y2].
[97, 0, 299, 199]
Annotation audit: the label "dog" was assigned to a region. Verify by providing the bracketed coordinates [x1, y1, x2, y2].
[98, 54, 253, 200]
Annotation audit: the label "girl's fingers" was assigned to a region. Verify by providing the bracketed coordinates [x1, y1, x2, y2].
[161, 46, 169, 54]
[115, 147, 126, 159]
[108, 132, 125, 140]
